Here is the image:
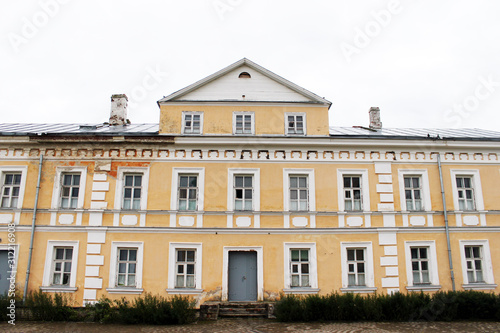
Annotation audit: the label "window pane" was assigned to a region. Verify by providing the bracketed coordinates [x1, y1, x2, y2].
[127, 275, 135, 286]
[186, 276, 195, 288]
[187, 250, 195, 262]
[301, 250, 308, 261]
[301, 263, 309, 274]
[187, 264, 194, 274]
[347, 249, 354, 261]
[235, 176, 243, 187]
[301, 275, 309, 287]
[244, 177, 252, 187]
[291, 275, 299, 287]
[179, 176, 188, 187]
[291, 250, 299, 261]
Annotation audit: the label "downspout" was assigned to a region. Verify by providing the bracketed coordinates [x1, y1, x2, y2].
[437, 153, 456, 291]
[23, 154, 43, 303]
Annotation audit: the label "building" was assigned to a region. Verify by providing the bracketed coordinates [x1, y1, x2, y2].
[0, 58, 499, 306]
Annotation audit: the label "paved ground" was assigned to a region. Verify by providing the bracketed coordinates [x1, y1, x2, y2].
[2, 319, 500, 332]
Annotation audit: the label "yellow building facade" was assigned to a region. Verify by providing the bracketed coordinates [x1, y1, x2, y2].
[0, 58, 499, 306]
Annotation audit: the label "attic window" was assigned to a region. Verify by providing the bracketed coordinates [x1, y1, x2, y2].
[238, 72, 251, 78]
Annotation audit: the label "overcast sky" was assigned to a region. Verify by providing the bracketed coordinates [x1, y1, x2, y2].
[1, 0, 500, 130]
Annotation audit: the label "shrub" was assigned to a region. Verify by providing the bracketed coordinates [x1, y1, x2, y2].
[275, 291, 500, 322]
[24, 290, 77, 321]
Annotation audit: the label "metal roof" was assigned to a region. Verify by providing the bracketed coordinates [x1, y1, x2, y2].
[0, 123, 499, 141]
[0, 123, 159, 136]
[329, 127, 500, 140]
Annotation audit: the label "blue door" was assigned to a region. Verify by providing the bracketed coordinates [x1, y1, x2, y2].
[228, 251, 257, 301]
[0, 251, 9, 295]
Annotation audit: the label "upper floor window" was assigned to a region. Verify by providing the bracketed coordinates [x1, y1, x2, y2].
[289, 175, 308, 211]
[182, 111, 203, 134]
[234, 175, 253, 210]
[60, 173, 80, 209]
[51, 167, 87, 211]
[404, 176, 422, 211]
[178, 175, 198, 211]
[228, 169, 260, 213]
[285, 113, 306, 135]
[233, 112, 254, 135]
[1, 173, 22, 208]
[456, 176, 474, 211]
[450, 170, 484, 213]
[343, 176, 362, 211]
[398, 170, 432, 213]
[123, 174, 142, 210]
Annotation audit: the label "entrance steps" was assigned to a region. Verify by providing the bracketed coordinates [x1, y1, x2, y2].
[200, 302, 275, 320]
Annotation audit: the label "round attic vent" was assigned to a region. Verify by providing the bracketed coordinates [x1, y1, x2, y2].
[238, 72, 251, 78]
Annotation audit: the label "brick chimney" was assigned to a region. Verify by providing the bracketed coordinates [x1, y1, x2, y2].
[109, 94, 128, 126]
[369, 107, 382, 130]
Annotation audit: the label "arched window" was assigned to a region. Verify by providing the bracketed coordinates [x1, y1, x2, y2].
[238, 72, 251, 78]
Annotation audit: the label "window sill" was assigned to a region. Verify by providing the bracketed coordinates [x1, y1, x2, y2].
[340, 287, 377, 294]
[106, 287, 144, 294]
[166, 288, 203, 295]
[406, 285, 441, 292]
[462, 283, 497, 290]
[40, 286, 77, 293]
[283, 288, 320, 295]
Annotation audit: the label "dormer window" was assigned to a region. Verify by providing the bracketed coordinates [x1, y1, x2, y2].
[182, 111, 203, 135]
[285, 113, 306, 135]
[238, 72, 251, 78]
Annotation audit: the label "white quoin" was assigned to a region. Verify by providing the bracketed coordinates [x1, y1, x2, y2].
[369, 106, 382, 130]
[109, 94, 128, 126]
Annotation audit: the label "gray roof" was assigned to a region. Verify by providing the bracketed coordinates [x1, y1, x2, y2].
[0, 123, 499, 141]
[329, 127, 500, 140]
[0, 123, 159, 136]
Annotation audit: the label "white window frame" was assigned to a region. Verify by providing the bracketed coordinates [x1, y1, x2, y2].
[114, 167, 150, 211]
[459, 240, 496, 290]
[227, 169, 260, 211]
[170, 168, 205, 212]
[404, 241, 440, 291]
[340, 242, 376, 293]
[107, 241, 144, 294]
[337, 169, 370, 213]
[398, 170, 432, 212]
[41, 240, 79, 292]
[51, 166, 87, 210]
[0, 166, 28, 224]
[450, 170, 484, 212]
[181, 111, 204, 135]
[232, 111, 255, 135]
[283, 169, 315, 212]
[167, 243, 203, 294]
[284, 112, 306, 136]
[283, 243, 318, 294]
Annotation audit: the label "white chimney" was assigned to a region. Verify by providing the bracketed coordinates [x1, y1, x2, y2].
[369, 107, 382, 130]
[109, 94, 128, 126]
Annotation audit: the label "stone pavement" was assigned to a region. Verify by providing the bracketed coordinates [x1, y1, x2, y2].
[1, 319, 500, 332]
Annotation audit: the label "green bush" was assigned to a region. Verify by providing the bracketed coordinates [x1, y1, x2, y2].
[100, 293, 195, 325]
[275, 291, 500, 322]
[24, 290, 77, 321]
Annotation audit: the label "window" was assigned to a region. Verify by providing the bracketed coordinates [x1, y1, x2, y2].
[343, 176, 362, 211]
[290, 249, 310, 287]
[108, 242, 144, 293]
[289, 176, 308, 211]
[347, 248, 366, 286]
[450, 170, 484, 213]
[178, 175, 198, 211]
[114, 167, 149, 211]
[51, 167, 87, 211]
[60, 173, 80, 209]
[1, 173, 21, 208]
[41, 241, 79, 292]
[171, 168, 205, 214]
[234, 175, 253, 210]
[404, 176, 422, 211]
[182, 111, 203, 134]
[283, 243, 318, 293]
[456, 177, 474, 211]
[404, 241, 440, 290]
[459, 240, 496, 290]
[167, 243, 202, 294]
[233, 112, 254, 135]
[340, 242, 376, 293]
[337, 169, 370, 215]
[285, 113, 306, 135]
[410, 247, 430, 284]
[175, 249, 196, 288]
[51, 247, 73, 286]
[117, 248, 137, 287]
[283, 169, 315, 213]
[464, 246, 483, 283]
[122, 174, 142, 210]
